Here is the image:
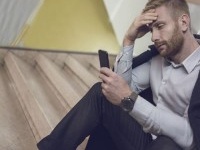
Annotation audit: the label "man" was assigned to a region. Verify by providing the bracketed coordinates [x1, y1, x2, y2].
[37, 0, 200, 149]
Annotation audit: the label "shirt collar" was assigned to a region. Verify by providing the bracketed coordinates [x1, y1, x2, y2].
[165, 46, 200, 73]
[182, 46, 200, 73]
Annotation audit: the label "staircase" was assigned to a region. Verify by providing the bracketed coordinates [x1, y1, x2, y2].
[0, 47, 116, 150]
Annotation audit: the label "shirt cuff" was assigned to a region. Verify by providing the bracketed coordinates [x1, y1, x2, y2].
[120, 45, 134, 61]
[123, 45, 134, 52]
[129, 96, 155, 126]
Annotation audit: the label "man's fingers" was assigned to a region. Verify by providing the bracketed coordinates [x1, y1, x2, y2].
[144, 8, 156, 13]
[99, 73, 109, 83]
[100, 67, 113, 77]
[142, 13, 157, 22]
[99, 68, 112, 83]
[139, 12, 157, 29]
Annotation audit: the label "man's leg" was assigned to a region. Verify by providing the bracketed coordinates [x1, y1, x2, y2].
[146, 136, 182, 150]
[101, 92, 152, 150]
[37, 82, 152, 150]
[85, 124, 119, 150]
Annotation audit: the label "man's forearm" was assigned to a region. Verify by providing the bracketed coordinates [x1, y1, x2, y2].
[114, 45, 134, 84]
[129, 97, 194, 149]
[123, 35, 136, 47]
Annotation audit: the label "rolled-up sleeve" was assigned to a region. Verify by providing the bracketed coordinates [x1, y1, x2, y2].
[114, 45, 134, 84]
[115, 46, 151, 93]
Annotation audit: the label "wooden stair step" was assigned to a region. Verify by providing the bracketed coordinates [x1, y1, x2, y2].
[35, 53, 90, 150]
[10, 52, 68, 129]
[4, 52, 52, 142]
[0, 49, 8, 64]
[0, 48, 116, 150]
[0, 65, 38, 150]
[71, 54, 101, 77]
[35, 54, 81, 108]
[64, 54, 99, 88]
[62, 63, 89, 97]
[72, 53, 116, 77]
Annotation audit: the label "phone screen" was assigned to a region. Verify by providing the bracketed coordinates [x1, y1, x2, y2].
[98, 50, 110, 68]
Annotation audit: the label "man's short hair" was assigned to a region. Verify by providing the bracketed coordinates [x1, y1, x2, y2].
[143, 0, 190, 20]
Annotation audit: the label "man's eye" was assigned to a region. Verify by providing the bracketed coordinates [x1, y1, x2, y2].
[157, 24, 164, 29]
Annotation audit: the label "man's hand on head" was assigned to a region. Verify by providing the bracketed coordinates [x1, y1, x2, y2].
[123, 9, 158, 46]
[99, 67, 132, 105]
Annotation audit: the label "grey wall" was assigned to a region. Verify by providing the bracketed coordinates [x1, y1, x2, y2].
[0, 0, 41, 46]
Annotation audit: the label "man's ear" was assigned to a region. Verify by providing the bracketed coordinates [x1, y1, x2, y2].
[179, 14, 190, 32]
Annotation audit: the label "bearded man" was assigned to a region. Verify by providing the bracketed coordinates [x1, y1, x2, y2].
[38, 0, 200, 149]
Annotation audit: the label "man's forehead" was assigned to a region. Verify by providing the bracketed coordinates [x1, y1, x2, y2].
[154, 5, 171, 17]
[153, 7, 173, 22]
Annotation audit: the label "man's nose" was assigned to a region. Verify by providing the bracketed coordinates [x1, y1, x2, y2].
[151, 29, 160, 42]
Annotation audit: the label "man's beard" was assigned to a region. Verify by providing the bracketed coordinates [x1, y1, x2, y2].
[167, 24, 184, 58]
[156, 23, 184, 59]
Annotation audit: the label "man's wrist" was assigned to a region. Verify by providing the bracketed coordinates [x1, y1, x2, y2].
[129, 91, 138, 101]
[123, 35, 136, 47]
[123, 38, 135, 47]
[120, 91, 138, 112]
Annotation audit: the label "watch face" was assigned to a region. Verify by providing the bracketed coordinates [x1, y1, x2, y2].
[121, 98, 134, 112]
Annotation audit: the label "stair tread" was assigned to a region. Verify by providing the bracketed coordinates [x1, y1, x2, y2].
[36, 54, 81, 108]
[14, 53, 68, 129]
[64, 54, 100, 88]
[0, 66, 37, 150]
[5, 52, 52, 141]
[0, 48, 116, 150]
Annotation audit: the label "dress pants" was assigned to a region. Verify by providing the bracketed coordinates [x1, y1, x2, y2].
[37, 82, 182, 150]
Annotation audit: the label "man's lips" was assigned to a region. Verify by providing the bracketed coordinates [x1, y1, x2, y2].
[155, 43, 165, 51]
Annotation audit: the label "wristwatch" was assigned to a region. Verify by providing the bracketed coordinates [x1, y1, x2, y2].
[120, 91, 138, 112]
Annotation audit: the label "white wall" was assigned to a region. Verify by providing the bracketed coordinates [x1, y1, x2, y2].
[189, 3, 200, 34]
[103, 0, 152, 55]
[103, 0, 200, 55]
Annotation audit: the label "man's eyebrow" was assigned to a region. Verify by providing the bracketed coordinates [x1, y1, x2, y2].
[152, 21, 165, 27]
[148, 21, 165, 32]
[149, 21, 165, 30]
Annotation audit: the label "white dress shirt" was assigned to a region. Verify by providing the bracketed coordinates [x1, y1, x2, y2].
[114, 45, 200, 150]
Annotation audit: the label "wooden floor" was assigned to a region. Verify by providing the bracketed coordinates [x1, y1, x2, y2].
[0, 48, 115, 150]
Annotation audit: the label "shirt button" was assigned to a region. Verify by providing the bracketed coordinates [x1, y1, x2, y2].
[162, 80, 166, 85]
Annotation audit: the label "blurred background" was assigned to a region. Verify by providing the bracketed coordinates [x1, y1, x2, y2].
[0, 1, 200, 150]
[1, 0, 199, 55]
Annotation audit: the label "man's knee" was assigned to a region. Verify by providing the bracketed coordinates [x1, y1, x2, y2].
[88, 82, 104, 98]
[91, 82, 102, 91]
[80, 82, 105, 107]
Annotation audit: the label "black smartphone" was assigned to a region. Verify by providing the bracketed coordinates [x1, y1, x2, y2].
[98, 49, 110, 68]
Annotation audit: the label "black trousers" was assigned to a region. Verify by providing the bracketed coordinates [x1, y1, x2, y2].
[37, 83, 182, 150]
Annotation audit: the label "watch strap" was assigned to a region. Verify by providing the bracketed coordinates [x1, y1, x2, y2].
[129, 91, 138, 102]
[120, 91, 138, 112]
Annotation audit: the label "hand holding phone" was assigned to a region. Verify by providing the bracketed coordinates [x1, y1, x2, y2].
[98, 50, 110, 68]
